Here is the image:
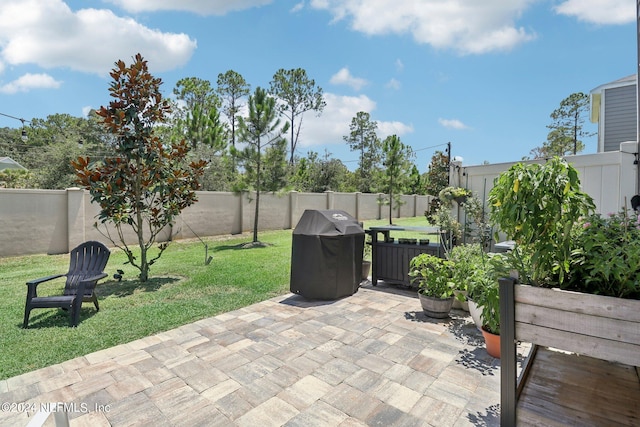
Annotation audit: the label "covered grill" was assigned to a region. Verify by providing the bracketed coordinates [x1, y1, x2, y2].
[290, 210, 364, 299]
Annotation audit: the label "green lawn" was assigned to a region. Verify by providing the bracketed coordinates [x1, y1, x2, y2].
[0, 216, 428, 380]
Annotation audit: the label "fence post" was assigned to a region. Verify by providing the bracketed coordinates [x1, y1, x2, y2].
[325, 191, 334, 210]
[500, 277, 517, 426]
[289, 191, 299, 229]
[67, 187, 85, 252]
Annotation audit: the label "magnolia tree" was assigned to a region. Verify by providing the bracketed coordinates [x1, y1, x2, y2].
[73, 54, 207, 282]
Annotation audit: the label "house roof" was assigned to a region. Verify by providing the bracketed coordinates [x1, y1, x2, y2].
[589, 74, 637, 123]
[590, 74, 636, 95]
[0, 157, 27, 171]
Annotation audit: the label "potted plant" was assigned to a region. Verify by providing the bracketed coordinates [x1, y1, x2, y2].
[473, 275, 501, 357]
[488, 157, 594, 287]
[469, 252, 511, 329]
[448, 243, 484, 311]
[409, 253, 459, 318]
[439, 186, 471, 205]
[489, 157, 640, 367]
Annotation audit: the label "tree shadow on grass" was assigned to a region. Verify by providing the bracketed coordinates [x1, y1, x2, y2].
[97, 276, 182, 298]
[211, 241, 273, 252]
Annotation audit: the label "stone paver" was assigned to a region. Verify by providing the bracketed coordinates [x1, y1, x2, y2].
[0, 282, 506, 426]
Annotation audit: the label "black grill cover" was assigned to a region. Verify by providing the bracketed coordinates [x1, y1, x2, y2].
[290, 210, 364, 299]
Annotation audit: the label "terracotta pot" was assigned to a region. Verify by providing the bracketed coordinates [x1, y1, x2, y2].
[418, 293, 454, 318]
[481, 327, 500, 358]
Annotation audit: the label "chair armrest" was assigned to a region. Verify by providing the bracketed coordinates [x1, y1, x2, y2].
[26, 274, 66, 299]
[26, 274, 66, 286]
[78, 273, 108, 285]
[76, 273, 108, 298]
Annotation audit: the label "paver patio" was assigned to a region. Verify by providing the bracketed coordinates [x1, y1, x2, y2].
[0, 282, 503, 426]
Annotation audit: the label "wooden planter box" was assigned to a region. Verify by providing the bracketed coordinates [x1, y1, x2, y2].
[499, 278, 640, 426]
[505, 282, 640, 366]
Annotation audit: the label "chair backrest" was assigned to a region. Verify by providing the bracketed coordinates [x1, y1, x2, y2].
[64, 241, 111, 296]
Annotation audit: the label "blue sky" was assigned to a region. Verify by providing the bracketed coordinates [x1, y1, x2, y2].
[0, 0, 636, 169]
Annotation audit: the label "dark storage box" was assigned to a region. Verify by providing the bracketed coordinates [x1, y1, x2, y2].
[290, 210, 364, 299]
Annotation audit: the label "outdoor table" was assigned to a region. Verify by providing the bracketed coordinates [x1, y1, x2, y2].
[367, 226, 444, 288]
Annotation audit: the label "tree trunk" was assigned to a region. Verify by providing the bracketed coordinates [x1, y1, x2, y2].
[254, 139, 261, 243]
[253, 189, 260, 243]
[135, 156, 149, 282]
[289, 116, 296, 164]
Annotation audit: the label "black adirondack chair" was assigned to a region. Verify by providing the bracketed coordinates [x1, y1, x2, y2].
[23, 241, 111, 328]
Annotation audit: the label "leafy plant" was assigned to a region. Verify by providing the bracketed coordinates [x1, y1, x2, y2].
[475, 277, 500, 335]
[73, 54, 208, 282]
[567, 208, 640, 298]
[448, 243, 484, 293]
[488, 157, 595, 285]
[465, 251, 510, 335]
[409, 253, 455, 299]
[448, 244, 509, 334]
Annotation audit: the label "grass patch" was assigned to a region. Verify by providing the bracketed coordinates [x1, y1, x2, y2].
[0, 217, 426, 380]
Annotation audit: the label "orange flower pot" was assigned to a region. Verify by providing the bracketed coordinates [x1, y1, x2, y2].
[481, 327, 500, 358]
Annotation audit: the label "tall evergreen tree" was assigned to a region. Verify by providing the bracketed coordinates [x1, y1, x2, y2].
[344, 111, 380, 193]
[269, 68, 325, 164]
[173, 77, 220, 111]
[529, 92, 593, 158]
[237, 87, 289, 243]
[379, 135, 415, 224]
[217, 70, 250, 168]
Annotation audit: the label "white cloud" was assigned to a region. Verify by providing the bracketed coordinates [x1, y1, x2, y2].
[385, 78, 401, 90]
[82, 106, 93, 117]
[554, 0, 634, 25]
[298, 92, 412, 149]
[291, 2, 305, 13]
[107, 0, 273, 15]
[438, 118, 470, 130]
[330, 67, 368, 91]
[310, 0, 537, 54]
[376, 120, 414, 139]
[395, 59, 404, 72]
[0, 0, 196, 75]
[0, 73, 62, 94]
